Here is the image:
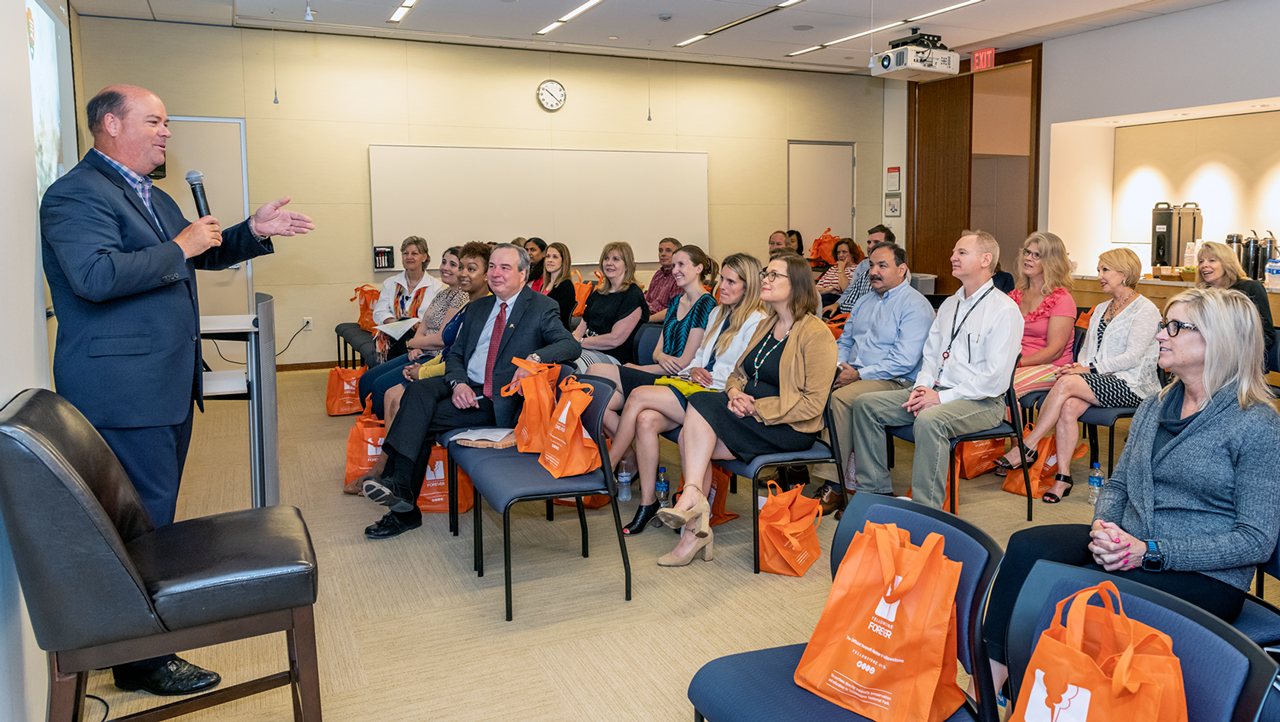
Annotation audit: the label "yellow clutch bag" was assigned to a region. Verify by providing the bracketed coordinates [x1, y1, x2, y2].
[654, 376, 709, 397]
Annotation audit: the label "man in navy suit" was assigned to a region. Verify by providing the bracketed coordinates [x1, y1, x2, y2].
[40, 85, 313, 695]
[362, 243, 581, 539]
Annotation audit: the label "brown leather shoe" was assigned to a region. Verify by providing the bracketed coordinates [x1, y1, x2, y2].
[818, 483, 846, 517]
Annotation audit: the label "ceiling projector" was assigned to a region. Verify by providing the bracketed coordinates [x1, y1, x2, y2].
[871, 30, 960, 81]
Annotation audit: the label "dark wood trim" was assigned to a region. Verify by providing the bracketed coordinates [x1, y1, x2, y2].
[906, 81, 917, 267]
[276, 362, 337, 372]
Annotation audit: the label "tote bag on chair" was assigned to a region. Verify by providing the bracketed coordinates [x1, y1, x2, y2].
[539, 376, 601, 478]
[501, 357, 562, 454]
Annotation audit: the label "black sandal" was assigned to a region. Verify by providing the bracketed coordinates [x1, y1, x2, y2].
[1041, 473, 1073, 504]
[993, 444, 1038, 476]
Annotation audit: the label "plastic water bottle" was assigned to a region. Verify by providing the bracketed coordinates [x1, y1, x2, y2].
[1088, 463, 1105, 506]
[656, 467, 671, 508]
[1266, 257, 1280, 291]
[616, 471, 632, 502]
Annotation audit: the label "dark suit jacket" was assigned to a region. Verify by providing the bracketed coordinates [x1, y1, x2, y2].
[444, 287, 581, 428]
[40, 150, 274, 429]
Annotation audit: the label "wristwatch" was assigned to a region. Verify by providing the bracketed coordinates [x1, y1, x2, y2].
[1089, 363, 1097, 374]
[248, 217, 270, 241]
[1141, 540, 1165, 572]
[528, 353, 542, 364]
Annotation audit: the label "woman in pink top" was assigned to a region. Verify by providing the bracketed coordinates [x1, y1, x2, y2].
[1007, 232, 1077, 398]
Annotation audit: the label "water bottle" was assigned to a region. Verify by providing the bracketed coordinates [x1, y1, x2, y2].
[1087, 463, 1105, 506]
[616, 471, 632, 502]
[1266, 257, 1280, 291]
[656, 467, 671, 508]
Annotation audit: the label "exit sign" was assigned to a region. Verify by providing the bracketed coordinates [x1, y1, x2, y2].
[972, 47, 996, 71]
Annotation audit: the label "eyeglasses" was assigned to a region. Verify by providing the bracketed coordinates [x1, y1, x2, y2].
[1021, 248, 1041, 260]
[1158, 320, 1199, 337]
[760, 270, 789, 282]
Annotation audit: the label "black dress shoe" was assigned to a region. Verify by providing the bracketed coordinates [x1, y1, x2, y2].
[362, 478, 416, 513]
[114, 658, 221, 696]
[365, 511, 422, 539]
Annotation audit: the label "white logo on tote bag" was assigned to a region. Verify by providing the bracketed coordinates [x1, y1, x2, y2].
[874, 575, 904, 622]
[1024, 669, 1090, 722]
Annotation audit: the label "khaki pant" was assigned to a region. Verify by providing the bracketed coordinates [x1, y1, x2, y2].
[813, 377, 910, 484]
[850, 388, 1005, 508]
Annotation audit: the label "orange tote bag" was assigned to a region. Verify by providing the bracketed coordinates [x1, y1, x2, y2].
[758, 481, 823, 576]
[344, 399, 384, 483]
[416, 445, 475, 514]
[795, 521, 966, 722]
[539, 376, 601, 478]
[1010, 581, 1186, 722]
[675, 465, 740, 527]
[1002, 429, 1088, 498]
[351, 284, 380, 332]
[326, 366, 365, 416]
[501, 357, 562, 454]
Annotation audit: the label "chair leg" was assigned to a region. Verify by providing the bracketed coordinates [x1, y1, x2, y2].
[503, 508, 514, 621]
[577, 497, 589, 558]
[729, 474, 737, 494]
[885, 431, 894, 469]
[609, 497, 632, 602]
[545, 499, 554, 520]
[474, 491, 484, 576]
[287, 606, 323, 722]
[695, 711, 705, 722]
[447, 458, 458, 536]
[752, 470, 764, 574]
[948, 451, 957, 515]
[47, 652, 83, 722]
[1087, 424, 1100, 467]
[1106, 426, 1116, 478]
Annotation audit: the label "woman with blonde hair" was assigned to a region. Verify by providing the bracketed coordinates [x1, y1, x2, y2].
[540, 242, 576, 329]
[982, 286, 1280, 699]
[574, 242, 649, 367]
[607, 253, 769, 535]
[1195, 240, 1274, 356]
[371, 235, 443, 364]
[995, 248, 1160, 502]
[1002, 232, 1078, 401]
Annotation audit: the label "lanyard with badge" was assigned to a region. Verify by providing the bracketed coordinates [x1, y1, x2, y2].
[939, 286, 994, 372]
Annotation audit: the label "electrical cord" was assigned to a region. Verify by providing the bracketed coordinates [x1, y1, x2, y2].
[84, 694, 109, 722]
[208, 321, 307, 365]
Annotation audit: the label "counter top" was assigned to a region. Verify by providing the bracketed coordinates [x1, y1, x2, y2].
[1071, 274, 1280, 294]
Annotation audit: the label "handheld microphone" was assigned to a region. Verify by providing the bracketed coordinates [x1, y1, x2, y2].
[185, 170, 211, 218]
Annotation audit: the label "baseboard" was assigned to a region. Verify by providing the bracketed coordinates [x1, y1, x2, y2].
[277, 362, 338, 372]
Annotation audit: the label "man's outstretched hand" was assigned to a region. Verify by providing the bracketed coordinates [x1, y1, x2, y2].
[251, 197, 315, 237]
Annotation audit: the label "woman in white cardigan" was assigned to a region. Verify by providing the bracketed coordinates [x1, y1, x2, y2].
[997, 247, 1160, 503]
[607, 253, 768, 535]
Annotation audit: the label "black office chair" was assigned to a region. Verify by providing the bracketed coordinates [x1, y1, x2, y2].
[632, 322, 664, 366]
[0, 389, 321, 722]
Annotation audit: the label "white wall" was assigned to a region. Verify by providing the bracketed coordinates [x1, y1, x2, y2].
[0, 1, 55, 719]
[882, 79, 908, 239]
[1040, 0, 1280, 269]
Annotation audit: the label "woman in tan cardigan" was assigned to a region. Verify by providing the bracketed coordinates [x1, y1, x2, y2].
[655, 252, 837, 566]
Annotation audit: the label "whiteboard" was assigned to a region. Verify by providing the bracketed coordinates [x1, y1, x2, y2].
[369, 145, 708, 268]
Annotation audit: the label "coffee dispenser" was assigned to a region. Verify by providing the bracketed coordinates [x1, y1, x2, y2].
[1151, 202, 1202, 267]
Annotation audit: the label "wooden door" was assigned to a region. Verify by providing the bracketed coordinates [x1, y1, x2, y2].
[907, 75, 973, 295]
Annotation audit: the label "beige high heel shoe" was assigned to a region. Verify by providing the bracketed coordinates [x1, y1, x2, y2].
[656, 487, 712, 538]
[657, 528, 714, 567]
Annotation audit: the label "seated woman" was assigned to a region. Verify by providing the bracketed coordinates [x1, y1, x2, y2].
[994, 248, 1160, 502]
[524, 237, 547, 291]
[358, 245, 468, 421]
[815, 238, 859, 309]
[540, 242, 577, 329]
[587, 245, 718, 434]
[655, 252, 836, 566]
[607, 253, 767, 535]
[573, 242, 649, 369]
[981, 286, 1280, 701]
[1196, 240, 1275, 358]
[1006, 232, 1077, 402]
[371, 235, 442, 365]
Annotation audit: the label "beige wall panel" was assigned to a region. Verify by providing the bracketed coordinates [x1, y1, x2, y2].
[708, 203, 787, 260]
[406, 43, 551, 131]
[246, 119, 408, 205]
[257, 282, 362, 365]
[551, 130, 680, 152]
[408, 124, 550, 148]
[545, 55, 679, 138]
[856, 204, 884, 235]
[786, 73, 882, 143]
[252, 203, 372, 286]
[679, 136, 785, 206]
[855, 142, 883, 208]
[78, 17, 245, 118]
[675, 64, 789, 140]
[241, 31, 408, 125]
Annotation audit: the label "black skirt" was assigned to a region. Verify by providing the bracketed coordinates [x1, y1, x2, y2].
[687, 391, 817, 461]
[617, 365, 689, 409]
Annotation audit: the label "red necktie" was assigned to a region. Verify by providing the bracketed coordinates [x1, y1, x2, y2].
[482, 302, 508, 398]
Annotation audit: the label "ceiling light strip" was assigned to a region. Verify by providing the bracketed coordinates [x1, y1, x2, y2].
[535, 0, 605, 35]
[674, 0, 806, 48]
[782, 0, 984, 57]
[387, 0, 417, 24]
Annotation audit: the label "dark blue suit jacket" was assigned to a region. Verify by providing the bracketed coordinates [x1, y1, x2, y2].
[40, 150, 274, 429]
[444, 287, 580, 428]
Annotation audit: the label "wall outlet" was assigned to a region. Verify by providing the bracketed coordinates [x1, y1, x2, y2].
[303, 317, 313, 331]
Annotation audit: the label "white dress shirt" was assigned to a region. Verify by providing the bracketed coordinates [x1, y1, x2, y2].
[466, 292, 521, 390]
[914, 279, 1024, 404]
[681, 307, 768, 391]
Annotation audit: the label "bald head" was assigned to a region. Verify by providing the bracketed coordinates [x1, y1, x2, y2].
[88, 85, 171, 175]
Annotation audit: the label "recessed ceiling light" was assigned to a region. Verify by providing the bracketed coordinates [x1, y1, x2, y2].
[536, 21, 564, 34]
[608, 35, 618, 40]
[675, 0, 806, 48]
[677, 34, 708, 47]
[534, 0, 604, 35]
[777, 0, 805, 6]
[793, 25, 813, 31]
[785, 0, 984, 56]
[906, 0, 983, 22]
[388, 6, 409, 22]
[788, 46, 822, 57]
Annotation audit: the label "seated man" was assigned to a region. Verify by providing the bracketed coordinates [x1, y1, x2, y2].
[645, 237, 682, 323]
[815, 242, 935, 516]
[849, 230, 1023, 508]
[824, 224, 895, 317]
[362, 243, 581, 538]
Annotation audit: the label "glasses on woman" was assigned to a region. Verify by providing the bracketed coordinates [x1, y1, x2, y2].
[760, 270, 789, 282]
[1158, 320, 1199, 337]
[1021, 248, 1042, 260]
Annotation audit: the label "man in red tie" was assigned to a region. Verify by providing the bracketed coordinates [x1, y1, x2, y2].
[362, 243, 581, 538]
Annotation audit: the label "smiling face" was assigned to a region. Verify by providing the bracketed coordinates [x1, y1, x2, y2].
[1022, 242, 1043, 280]
[524, 241, 544, 264]
[98, 87, 171, 175]
[1198, 253, 1225, 287]
[487, 247, 526, 300]
[1156, 301, 1206, 377]
[544, 247, 562, 276]
[459, 255, 488, 295]
[438, 251, 460, 286]
[760, 259, 791, 305]
[718, 265, 745, 306]
[1096, 261, 1128, 296]
[658, 241, 678, 268]
[601, 250, 625, 286]
[401, 244, 426, 274]
[671, 250, 704, 290]
[868, 246, 906, 295]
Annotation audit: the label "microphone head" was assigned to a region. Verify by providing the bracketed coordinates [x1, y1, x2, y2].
[185, 170, 205, 186]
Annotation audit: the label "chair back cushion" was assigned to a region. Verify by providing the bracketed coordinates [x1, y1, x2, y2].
[633, 323, 663, 367]
[0, 389, 164, 650]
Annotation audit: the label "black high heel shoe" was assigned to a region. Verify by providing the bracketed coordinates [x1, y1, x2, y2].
[1042, 473, 1073, 504]
[994, 444, 1038, 477]
[622, 502, 662, 536]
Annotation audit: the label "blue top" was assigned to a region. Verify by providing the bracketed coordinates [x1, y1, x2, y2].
[662, 292, 716, 356]
[836, 280, 935, 382]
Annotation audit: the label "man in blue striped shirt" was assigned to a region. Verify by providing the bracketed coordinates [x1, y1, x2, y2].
[815, 242, 935, 515]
